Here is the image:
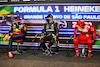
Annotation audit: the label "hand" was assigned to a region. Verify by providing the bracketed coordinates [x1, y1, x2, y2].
[6, 36, 11, 40]
[40, 36, 43, 40]
[10, 33, 13, 36]
[20, 24, 24, 28]
[53, 35, 57, 41]
[92, 40, 94, 43]
[74, 35, 76, 39]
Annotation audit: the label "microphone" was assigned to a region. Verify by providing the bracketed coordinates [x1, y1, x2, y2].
[32, 34, 39, 42]
[66, 35, 73, 43]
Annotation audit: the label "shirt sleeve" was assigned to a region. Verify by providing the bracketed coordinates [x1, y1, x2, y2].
[21, 25, 26, 34]
[74, 27, 78, 35]
[9, 24, 13, 36]
[90, 25, 96, 40]
[41, 24, 46, 36]
[54, 23, 59, 36]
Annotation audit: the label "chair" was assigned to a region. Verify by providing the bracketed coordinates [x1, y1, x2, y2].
[45, 39, 59, 55]
[79, 42, 88, 57]
[13, 39, 23, 54]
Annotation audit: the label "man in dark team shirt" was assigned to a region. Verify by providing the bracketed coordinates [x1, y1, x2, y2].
[7, 19, 27, 58]
[40, 14, 59, 56]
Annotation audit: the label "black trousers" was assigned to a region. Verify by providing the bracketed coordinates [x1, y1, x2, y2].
[40, 36, 54, 50]
[8, 33, 25, 52]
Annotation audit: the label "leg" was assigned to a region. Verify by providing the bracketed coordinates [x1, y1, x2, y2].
[8, 38, 14, 58]
[40, 37, 47, 50]
[47, 36, 54, 51]
[73, 35, 80, 57]
[8, 33, 25, 51]
[87, 39, 92, 58]
[11, 33, 25, 39]
[40, 37, 51, 56]
[87, 39, 92, 51]
[73, 36, 79, 51]
[46, 36, 54, 56]
[8, 38, 13, 52]
[48, 37, 54, 48]
[8, 33, 25, 58]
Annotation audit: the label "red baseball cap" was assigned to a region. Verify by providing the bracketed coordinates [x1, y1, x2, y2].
[77, 20, 84, 26]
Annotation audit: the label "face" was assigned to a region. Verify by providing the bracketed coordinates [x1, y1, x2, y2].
[14, 20, 20, 24]
[80, 24, 84, 27]
[47, 17, 53, 22]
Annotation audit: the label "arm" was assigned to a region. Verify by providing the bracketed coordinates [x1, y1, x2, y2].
[23, 24, 27, 32]
[21, 24, 27, 34]
[41, 24, 46, 36]
[54, 23, 59, 36]
[53, 23, 59, 41]
[74, 27, 77, 38]
[91, 26, 96, 41]
[40, 24, 46, 40]
[9, 24, 13, 36]
[6, 24, 13, 40]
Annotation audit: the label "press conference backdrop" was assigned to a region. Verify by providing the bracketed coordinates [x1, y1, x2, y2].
[0, 0, 100, 3]
[0, 3, 100, 49]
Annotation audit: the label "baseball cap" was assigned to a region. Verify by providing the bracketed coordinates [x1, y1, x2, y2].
[45, 14, 53, 18]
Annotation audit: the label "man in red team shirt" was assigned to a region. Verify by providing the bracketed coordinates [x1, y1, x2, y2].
[73, 20, 96, 58]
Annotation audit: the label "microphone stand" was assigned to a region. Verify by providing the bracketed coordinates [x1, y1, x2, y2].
[65, 35, 73, 57]
[32, 34, 39, 56]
